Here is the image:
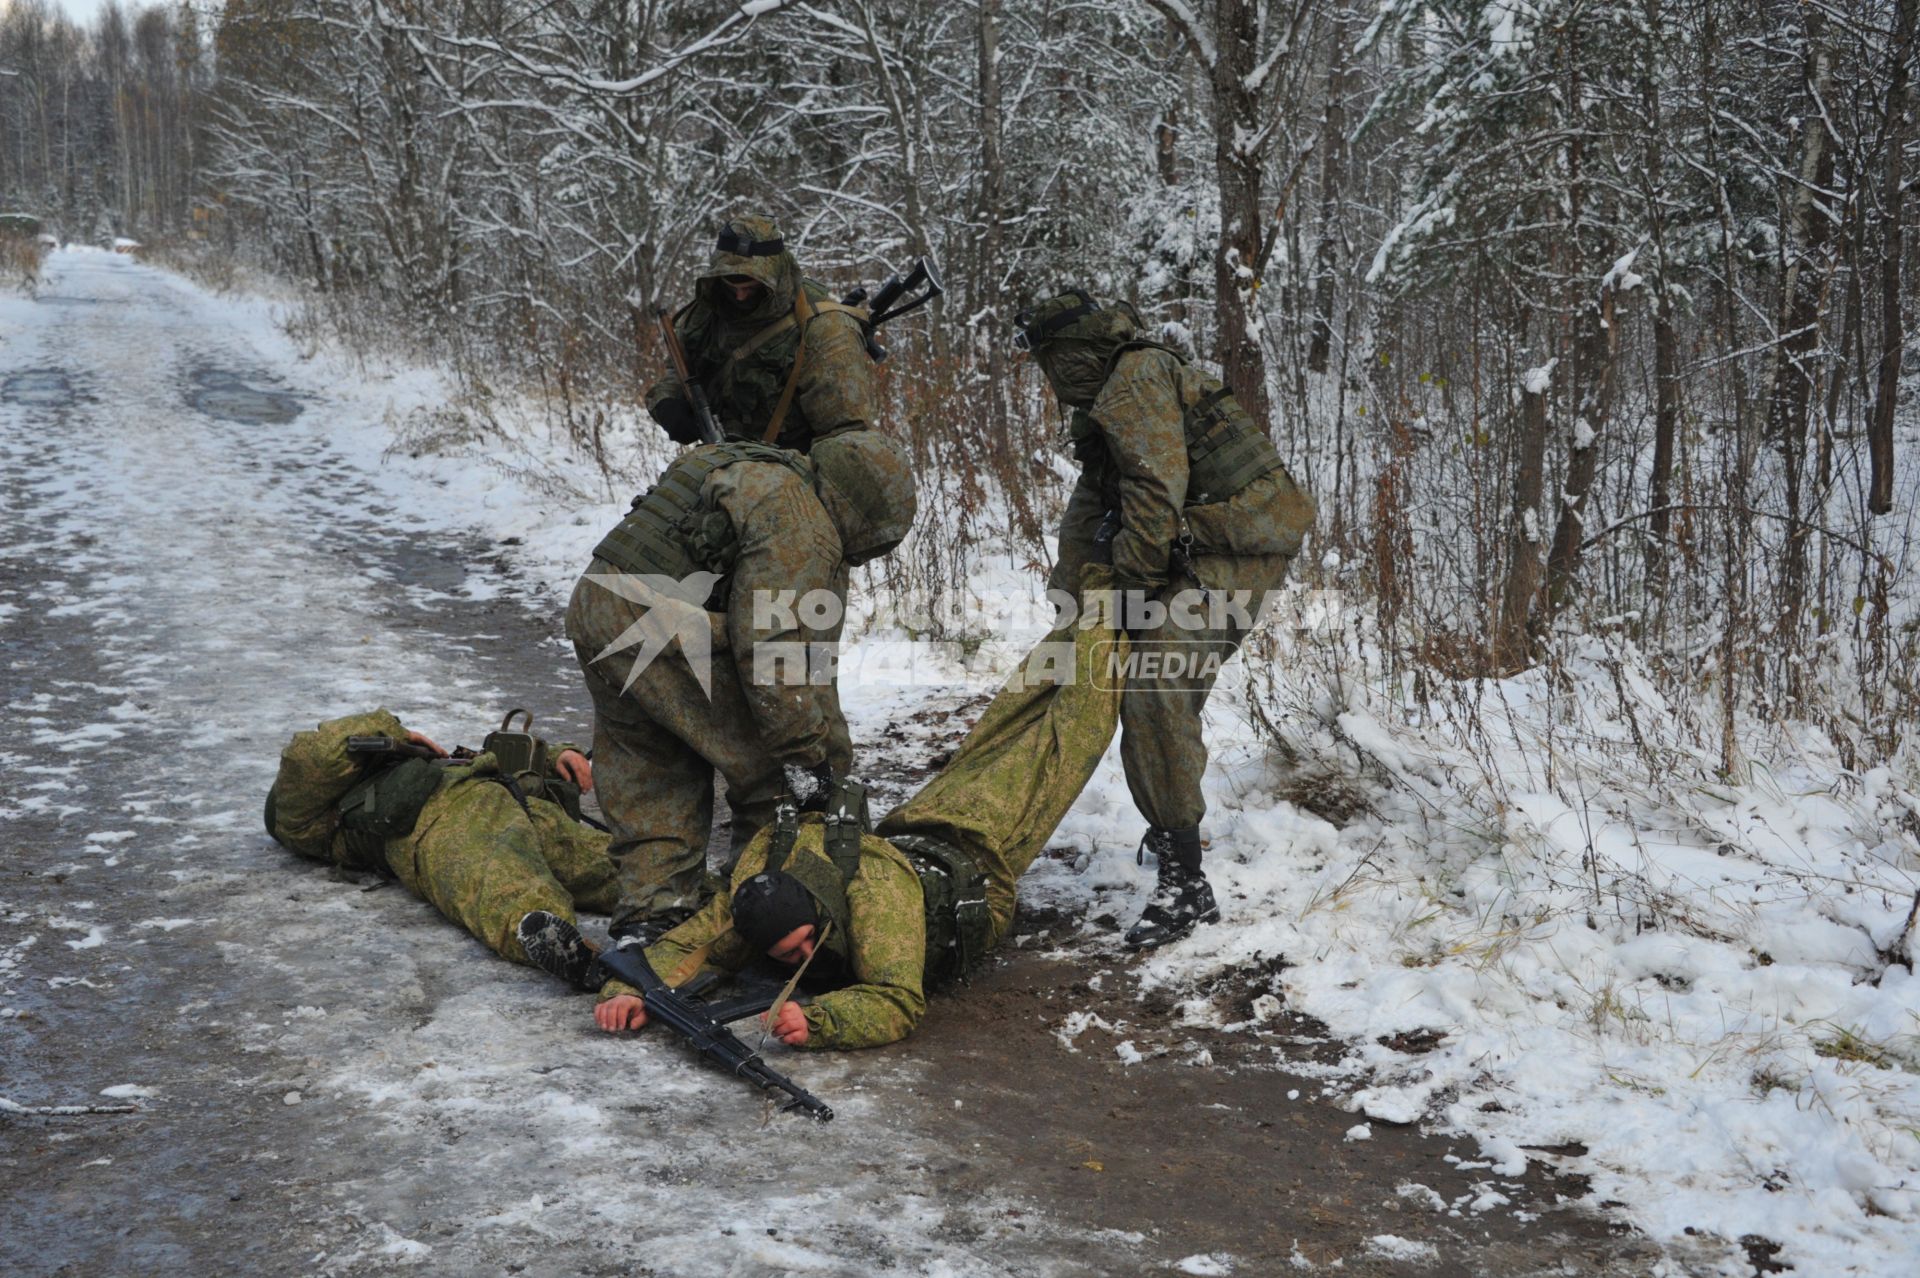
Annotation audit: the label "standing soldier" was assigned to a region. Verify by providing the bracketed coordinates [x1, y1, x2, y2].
[645, 215, 877, 451]
[1015, 290, 1316, 949]
[572, 215, 914, 950]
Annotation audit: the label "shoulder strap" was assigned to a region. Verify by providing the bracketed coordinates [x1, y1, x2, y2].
[726, 312, 799, 368]
[762, 289, 818, 443]
[821, 778, 869, 885]
[764, 802, 801, 872]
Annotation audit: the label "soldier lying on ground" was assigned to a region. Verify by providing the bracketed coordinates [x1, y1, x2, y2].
[522, 568, 1132, 1050]
[264, 709, 614, 976]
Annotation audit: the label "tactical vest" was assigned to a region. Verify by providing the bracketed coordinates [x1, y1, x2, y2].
[1069, 342, 1285, 510]
[684, 281, 872, 448]
[335, 756, 445, 869]
[313, 733, 586, 871]
[590, 441, 812, 593]
[762, 782, 994, 990]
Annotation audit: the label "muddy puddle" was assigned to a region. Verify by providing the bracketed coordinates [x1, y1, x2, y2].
[187, 367, 303, 424]
[1, 369, 78, 408]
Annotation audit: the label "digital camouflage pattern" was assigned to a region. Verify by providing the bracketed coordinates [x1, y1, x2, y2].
[646, 214, 877, 453]
[1031, 301, 1317, 833]
[265, 710, 618, 967]
[875, 572, 1126, 946]
[567, 459, 854, 929]
[602, 575, 1128, 1049]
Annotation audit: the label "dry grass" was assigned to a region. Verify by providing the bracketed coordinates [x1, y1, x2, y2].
[0, 236, 46, 292]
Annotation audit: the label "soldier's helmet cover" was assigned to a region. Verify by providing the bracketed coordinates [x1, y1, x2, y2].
[1017, 289, 1144, 408]
[702, 214, 798, 321]
[732, 871, 818, 952]
[809, 429, 918, 567]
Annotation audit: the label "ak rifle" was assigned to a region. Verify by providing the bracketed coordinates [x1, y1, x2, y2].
[594, 945, 834, 1122]
[843, 256, 943, 363]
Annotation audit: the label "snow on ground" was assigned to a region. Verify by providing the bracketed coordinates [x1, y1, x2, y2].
[0, 250, 1092, 1275]
[7, 249, 1919, 1274]
[249, 274, 1920, 1272]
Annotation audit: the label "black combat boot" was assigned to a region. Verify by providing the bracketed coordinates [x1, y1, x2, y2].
[1124, 826, 1219, 950]
[517, 910, 602, 991]
[606, 906, 695, 951]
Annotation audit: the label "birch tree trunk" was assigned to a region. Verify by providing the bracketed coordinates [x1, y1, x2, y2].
[1868, 0, 1915, 517]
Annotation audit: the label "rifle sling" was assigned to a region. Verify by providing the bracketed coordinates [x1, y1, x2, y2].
[759, 294, 869, 444]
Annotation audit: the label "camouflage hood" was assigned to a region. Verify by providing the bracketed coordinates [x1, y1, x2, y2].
[1020, 290, 1145, 408]
[698, 215, 799, 325]
[809, 429, 917, 566]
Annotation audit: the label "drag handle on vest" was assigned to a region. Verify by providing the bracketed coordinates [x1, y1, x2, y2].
[655, 307, 724, 444]
[595, 946, 835, 1123]
[843, 256, 944, 363]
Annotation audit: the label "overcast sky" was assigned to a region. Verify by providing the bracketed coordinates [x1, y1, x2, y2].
[47, 0, 110, 25]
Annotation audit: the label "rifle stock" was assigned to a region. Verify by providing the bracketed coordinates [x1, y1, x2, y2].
[843, 256, 943, 363]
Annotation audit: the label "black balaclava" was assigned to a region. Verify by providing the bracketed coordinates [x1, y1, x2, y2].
[731, 871, 817, 953]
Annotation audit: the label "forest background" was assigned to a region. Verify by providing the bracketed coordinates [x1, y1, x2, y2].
[7, 0, 1917, 779]
[8, 3, 1920, 1265]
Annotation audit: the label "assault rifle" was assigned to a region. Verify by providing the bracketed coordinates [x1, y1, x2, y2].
[842, 256, 943, 363]
[594, 945, 835, 1122]
[655, 307, 725, 445]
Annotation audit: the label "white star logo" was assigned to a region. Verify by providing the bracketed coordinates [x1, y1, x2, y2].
[584, 571, 726, 698]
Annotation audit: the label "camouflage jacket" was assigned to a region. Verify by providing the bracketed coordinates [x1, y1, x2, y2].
[606, 821, 928, 1051]
[1064, 347, 1315, 589]
[264, 709, 585, 868]
[647, 276, 877, 453]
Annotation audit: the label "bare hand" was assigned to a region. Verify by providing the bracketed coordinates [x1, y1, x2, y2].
[764, 1001, 809, 1047]
[404, 729, 449, 757]
[594, 994, 647, 1032]
[556, 749, 593, 792]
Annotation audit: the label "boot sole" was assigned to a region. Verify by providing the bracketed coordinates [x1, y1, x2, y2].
[518, 911, 595, 989]
[1123, 905, 1222, 951]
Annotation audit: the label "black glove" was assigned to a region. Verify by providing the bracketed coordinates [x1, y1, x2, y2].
[783, 760, 836, 815]
[650, 395, 703, 444]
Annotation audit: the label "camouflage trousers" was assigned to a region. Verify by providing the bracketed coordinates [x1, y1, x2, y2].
[565, 565, 853, 930]
[384, 777, 618, 966]
[1052, 547, 1294, 833]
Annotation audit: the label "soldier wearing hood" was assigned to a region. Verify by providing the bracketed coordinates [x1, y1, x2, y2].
[264, 709, 616, 977]
[1016, 289, 1316, 949]
[565, 423, 916, 949]
[645, 215, 877, 451]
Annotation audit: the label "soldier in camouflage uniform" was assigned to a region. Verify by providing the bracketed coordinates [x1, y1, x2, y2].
[1016, 290, 1316, 948]
[567, 428, 915, 949]
[572, 214, 908, 950]
[264, 709, 617, 977]
[587, 579, 1129, 1050]
[646, 215, 877, 453]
